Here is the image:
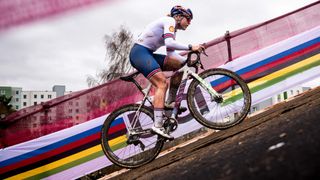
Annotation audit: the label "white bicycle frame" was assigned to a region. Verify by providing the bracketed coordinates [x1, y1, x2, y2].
[130, 61, 221, 130]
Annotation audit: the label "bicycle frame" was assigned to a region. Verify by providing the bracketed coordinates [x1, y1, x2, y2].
[102, 49, 252, 168]
[171, 64, 221, 119]
[130, 58, 221, 130]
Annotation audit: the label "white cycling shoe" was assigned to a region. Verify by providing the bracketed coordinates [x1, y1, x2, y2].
[151, 126, 174, 140]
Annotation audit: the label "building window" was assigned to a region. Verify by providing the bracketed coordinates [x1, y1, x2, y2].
[16, 91, 19, 95]
[290, 90, 294, 95]
[34, 94, 37, 98]
[23, 102, 27, 106]
[23, 95, 27, 99]
[0, 90, 5, 95]
[48, 95, 52, 99]
[277, 94, 281, 102]
[283, 92, 288, 100]
[16, 105, 19, 109]
[34, 102, 37, 105]
[16, 98, 19, 102]
[41, 95, 44, 99]
[297, 90, 300, 94]
[252, 107, 258, 112]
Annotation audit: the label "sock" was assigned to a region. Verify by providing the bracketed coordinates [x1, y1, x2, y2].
[154, 108, 164, 128]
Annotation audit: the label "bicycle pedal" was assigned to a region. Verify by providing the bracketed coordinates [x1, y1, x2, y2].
[177, 107, 187, 114]
[164, 105, 174, 111]
[165, 136, 174, 141]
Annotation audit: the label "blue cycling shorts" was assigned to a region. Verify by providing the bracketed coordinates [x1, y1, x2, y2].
[129, 44, 166, 79]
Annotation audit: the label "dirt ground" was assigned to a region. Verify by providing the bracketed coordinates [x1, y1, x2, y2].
[101, 86, 320, 180]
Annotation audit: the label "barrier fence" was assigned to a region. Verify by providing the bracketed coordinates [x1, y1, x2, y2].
[0, 1, 319, 179]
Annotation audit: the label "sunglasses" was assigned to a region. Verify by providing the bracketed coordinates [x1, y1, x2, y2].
[184, 16, 192, 23]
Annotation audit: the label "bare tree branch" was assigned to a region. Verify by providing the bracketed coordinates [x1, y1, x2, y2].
[87, 25, 134, 87]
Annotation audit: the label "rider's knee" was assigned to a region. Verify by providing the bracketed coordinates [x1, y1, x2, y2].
[154, 77, 167, 90]
[158, 79, 168, 90]
[164, 56, 183, 70]
[150, 72, 168, 90]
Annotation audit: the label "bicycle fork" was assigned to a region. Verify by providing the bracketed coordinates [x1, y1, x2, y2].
[171, 69, 222, 120]
[190, 72, 223, 103]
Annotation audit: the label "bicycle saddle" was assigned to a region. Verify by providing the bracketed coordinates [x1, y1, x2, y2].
[120, 71, 140, 82]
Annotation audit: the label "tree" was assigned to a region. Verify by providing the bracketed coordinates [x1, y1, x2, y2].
[0, 95, 15, 120]
[87, 25, 134, 87]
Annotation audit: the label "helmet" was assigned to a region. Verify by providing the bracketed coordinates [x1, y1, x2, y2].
[170, 5, 193, 20]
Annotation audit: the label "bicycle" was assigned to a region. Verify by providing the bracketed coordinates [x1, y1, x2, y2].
[101, 51, 251, 168]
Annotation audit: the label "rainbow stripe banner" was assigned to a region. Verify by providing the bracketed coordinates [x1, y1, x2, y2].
[0, 25, 319, 180]
[223, 26, 320, 104]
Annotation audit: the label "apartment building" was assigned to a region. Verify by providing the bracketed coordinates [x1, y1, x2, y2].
[0, 86, 22, 110]
[0, 85, 67, 110]
[250, 86, 311, 113]
[21, 91, 57, 108]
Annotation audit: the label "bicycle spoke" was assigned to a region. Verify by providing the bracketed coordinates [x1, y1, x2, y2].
[187, 68, 251, 129]
[101, 104, 164, 168]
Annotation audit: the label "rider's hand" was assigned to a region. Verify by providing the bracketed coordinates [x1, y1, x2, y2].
[191, 44, 205, 52]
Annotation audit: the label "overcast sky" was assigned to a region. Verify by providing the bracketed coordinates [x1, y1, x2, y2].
[0, 0, 318, 91]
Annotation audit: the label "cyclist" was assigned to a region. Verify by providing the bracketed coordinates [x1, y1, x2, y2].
[129, 5, 205, 139]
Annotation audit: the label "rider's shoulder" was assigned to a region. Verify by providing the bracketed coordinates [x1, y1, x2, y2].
[158, 16, 175, 24]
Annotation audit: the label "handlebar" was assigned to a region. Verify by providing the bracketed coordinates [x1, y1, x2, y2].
[186, 49, 208, 73]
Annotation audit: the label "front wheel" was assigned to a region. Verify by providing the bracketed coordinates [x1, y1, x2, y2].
[187, 68, 251, 129]
[101, 104, 165, 168]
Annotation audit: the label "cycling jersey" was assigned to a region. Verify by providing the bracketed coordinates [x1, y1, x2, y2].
[136, 16, 189, 52]
[130, 16, 189, 79]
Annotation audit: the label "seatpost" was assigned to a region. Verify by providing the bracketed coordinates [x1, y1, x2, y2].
[131, 79, 144, 93]
[129, 78, 153, 105]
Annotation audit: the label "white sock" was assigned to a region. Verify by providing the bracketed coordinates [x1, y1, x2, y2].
[154, 108, 164, 128]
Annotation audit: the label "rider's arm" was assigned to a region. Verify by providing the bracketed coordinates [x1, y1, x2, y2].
[164, 38, 189, 51]
[163, 18, 190, 51]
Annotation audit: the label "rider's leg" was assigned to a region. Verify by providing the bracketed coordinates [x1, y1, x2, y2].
[149, 72, 167, 127]
[129, 46, 176, 139]
[167, 73, 183, 105]
[149, 72, 173, 139]
[162, 57, 183, 106]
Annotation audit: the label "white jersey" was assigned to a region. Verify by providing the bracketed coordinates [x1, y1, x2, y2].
[136, 16, 189, 61]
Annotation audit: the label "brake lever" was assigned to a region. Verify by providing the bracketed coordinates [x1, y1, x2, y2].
[199, 61, 204, 70]
[200, 48, 207, 70]
[202, 49, 208, 57]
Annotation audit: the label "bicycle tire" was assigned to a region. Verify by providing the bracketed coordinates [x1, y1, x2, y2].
[187, 68, 251, 129]
[101, 104, 165, 168]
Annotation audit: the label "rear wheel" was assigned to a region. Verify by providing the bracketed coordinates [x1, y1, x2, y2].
[101, 104, 164, 168]
[187, 68, 251, 129]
